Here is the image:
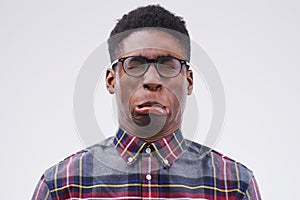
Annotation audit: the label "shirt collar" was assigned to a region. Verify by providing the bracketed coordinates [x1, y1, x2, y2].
[113, 128, 187, 169]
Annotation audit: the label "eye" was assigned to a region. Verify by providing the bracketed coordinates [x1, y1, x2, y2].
[158, 57, 180, 69]
[125, 57, 147, 69]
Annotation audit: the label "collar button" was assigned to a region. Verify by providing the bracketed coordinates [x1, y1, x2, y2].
[127, 157, 133, 163]
[163, 159, 169, 165]
[145, 147, 151, 153]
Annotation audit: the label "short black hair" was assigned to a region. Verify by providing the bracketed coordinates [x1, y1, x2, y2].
[108, 5, 190, 61]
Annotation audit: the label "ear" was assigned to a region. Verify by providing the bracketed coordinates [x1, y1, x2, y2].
[106, 68, 116, 94]
[186, 70, 193, 95]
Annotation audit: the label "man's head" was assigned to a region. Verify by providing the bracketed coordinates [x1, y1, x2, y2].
[108, 4, 191, 61]
[106, 5, 193, 142]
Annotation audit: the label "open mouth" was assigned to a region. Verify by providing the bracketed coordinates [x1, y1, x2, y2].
[135, 102, 169, 115]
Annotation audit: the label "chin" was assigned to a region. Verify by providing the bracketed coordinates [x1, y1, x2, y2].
[131, 113, 168, 139]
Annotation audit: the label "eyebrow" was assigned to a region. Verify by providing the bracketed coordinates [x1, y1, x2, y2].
[136, 54, 173, 59]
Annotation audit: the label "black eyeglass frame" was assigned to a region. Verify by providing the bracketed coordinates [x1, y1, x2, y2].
[111, 55, 190, 78]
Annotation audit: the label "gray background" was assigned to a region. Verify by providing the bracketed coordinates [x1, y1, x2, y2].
[1, 0, 299, 199]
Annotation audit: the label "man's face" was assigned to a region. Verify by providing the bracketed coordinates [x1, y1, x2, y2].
[106, 30, 193, 141]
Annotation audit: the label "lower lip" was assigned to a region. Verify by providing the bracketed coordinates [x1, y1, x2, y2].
[135, 106, 169, 115]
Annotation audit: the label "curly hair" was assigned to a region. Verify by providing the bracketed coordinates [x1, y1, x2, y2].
[108, 5, 191, 61]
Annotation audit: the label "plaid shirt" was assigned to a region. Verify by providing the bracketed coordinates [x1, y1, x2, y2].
[32, 128, 261, 199]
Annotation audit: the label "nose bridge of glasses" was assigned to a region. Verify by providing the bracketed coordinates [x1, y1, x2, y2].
[145, 60, 161, 78]
[138, 57, 156, 74]
[143, 63, 162, 91]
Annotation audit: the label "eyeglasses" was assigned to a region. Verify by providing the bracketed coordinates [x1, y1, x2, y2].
[111, 56, 190, 78]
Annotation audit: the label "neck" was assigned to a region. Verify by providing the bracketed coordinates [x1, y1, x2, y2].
[119, 120, 181, 143]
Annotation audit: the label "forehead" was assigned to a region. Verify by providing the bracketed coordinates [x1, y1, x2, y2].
[119, 30, 186, 59]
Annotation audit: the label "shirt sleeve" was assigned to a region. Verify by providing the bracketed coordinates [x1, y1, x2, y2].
[31, 175, 52, 200]
[242, 176, 262, 200]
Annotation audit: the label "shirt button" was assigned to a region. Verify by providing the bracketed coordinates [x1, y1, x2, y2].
[146, 174, 152, 180]
[127, 157, 133, 163]
[145, 147, 151, 153]
[163, 159, 169, 165]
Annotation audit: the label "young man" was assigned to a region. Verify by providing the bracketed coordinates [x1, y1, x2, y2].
[32, 5, 261, 199]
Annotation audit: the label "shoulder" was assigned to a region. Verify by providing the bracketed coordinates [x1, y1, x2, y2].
[179, 140, 259, 199]
[211, 148, 254, 182]
[185, 140, 254, 184]
[42, 137, 115, 188]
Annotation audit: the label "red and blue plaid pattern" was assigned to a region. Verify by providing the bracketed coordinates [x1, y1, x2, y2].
[32, 128, 261, 199]
[114, 128, 186, 168]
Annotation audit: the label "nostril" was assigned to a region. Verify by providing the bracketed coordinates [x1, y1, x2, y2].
[143, 84, 150, 90]
[155, 84, 162, 90]
[143, 83, 162, 91]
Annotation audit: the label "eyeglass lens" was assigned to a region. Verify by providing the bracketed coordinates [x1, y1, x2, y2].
[123, 56, 182, 77]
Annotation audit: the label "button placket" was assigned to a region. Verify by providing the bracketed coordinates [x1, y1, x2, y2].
[141, 144, 161, 198]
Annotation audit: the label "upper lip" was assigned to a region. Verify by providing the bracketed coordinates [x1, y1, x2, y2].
[137, 101, 166, 109]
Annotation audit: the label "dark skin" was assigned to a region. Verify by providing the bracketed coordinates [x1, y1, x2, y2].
[106, 30, 193, 143]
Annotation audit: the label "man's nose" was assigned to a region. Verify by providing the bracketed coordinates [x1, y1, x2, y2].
[143, 64, 162, 91]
